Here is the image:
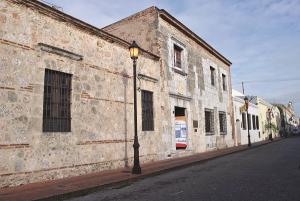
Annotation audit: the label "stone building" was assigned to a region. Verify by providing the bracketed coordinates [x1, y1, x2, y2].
[0, 0, 161, 187]
[103, 7, 235, 157]
[232, 90, 261, 145]
[0, 1, 235, 188]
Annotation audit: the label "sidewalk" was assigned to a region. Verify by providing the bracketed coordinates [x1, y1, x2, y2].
[0, 138, 281, 201]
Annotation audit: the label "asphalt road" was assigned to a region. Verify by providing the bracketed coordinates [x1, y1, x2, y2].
[66, 137, 300, 201]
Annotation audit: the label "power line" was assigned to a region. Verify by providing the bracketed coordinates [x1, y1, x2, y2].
[233, 77, 300, 85]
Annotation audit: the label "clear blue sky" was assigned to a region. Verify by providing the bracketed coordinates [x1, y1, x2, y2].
[44, 0, 300, 116]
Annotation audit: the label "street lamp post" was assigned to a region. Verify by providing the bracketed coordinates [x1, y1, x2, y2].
[129, 41, 141, 174]
[244, 96, 251, 147]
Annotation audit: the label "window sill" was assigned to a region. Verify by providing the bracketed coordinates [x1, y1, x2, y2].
[205, 132, 215, 136]
[220, 132, 227, 135]
[142, 130, 155, 133]
[172, 67, 187, 76]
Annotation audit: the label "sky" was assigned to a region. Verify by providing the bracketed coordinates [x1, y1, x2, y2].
[44, 0, 300, 116]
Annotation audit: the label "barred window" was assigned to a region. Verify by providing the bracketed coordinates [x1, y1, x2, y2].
[174, 44, 183, 68]
[210, 67, 215, 86]
[43, 69, 72, 132]
[248, 114, 252, 130]
[242, 113, 247, 130]
[205, 109, 214, 134]
[252, 115, 256, 130]
[142, 90, 154, 131]
[219, 112, 227, 134]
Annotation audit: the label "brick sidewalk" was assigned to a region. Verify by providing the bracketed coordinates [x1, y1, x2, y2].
[0, 138, 280, 201]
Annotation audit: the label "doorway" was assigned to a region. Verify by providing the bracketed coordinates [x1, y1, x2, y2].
[175, 107, 187, 149]
[236, 119, 241, 145]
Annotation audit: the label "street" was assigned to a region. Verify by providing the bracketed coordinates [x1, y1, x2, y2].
[66, 138, 300, 201]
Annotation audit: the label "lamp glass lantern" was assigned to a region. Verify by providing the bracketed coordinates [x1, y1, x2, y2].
[129, 41, 139, 60]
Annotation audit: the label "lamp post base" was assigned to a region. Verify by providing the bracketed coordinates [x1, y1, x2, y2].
[248, 136, 251, 147]
[132, 165, 142, 174]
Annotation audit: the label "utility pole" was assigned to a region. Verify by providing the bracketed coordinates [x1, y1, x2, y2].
[242, 81, 245, 94]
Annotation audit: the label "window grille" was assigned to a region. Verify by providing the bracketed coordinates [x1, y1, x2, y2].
[43, 69, 72, 132]
[142, 90, 154, 131]
[219, 112, 227, 134]
[205, 109, 214, 134]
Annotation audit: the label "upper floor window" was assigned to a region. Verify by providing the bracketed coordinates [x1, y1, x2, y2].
[210, 67, 215, 86]
[174, 44, 183, 69]
[142, 90, 154, 131]
[222, 74, 226, 91]
[43, 69, 72, 132]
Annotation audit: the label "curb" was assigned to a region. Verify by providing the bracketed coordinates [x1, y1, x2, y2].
[38, 138, 283, 201]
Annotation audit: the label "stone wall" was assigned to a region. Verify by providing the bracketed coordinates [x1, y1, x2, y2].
[0, 0, 160, 187]
[104, 7, 235, 159]
[103, 6, 159, 55]
[157, 18, 234, 157]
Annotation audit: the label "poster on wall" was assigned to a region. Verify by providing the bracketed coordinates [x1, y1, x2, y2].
[175, 117, 187, 149]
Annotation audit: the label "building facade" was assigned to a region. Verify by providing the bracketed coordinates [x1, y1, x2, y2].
[0, 0, 162, 187]
[253, 97, 279, 140]
[275, 103, 298, 135]
[103, 6, 235, 157]
[0, 1, 236, 187]
[232, 90, 261, 145]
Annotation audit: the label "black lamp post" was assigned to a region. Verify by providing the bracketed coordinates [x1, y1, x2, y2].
[129, 41, 141, 174]
[244, 96, 251, 147]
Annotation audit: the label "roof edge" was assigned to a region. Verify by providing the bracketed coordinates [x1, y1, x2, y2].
[102, 6, 158, 30]
[158, 8, 232, 66]
[8, 0, 160, 61]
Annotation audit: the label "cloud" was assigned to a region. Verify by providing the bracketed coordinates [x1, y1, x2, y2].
[44, 0, 300, 115]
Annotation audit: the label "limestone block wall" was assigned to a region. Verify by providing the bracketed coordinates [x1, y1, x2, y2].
[102, 6, 159, 55]
[104, 7, 235, 158]
[157, 18, 234, 157]
[0, 0, 160, 187]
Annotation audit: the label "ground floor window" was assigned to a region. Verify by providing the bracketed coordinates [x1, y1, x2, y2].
[247, 114, 252, 130]
[242, 113, 247, 130]
[205, 109, 214, 135]
[256, 116, 259, 129]
[43, 69, 72, 132]
[141, 90, 154, 131]
[219, 111, 227, 134]
[252, 115, 256, 130]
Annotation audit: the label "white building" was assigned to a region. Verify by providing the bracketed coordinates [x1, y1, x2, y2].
[232, 90, 261, 145]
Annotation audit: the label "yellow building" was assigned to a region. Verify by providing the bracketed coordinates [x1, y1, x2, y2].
[254, 97, 279, 140]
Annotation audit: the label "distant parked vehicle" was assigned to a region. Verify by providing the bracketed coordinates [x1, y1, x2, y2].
[292, 127, 299, 135]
